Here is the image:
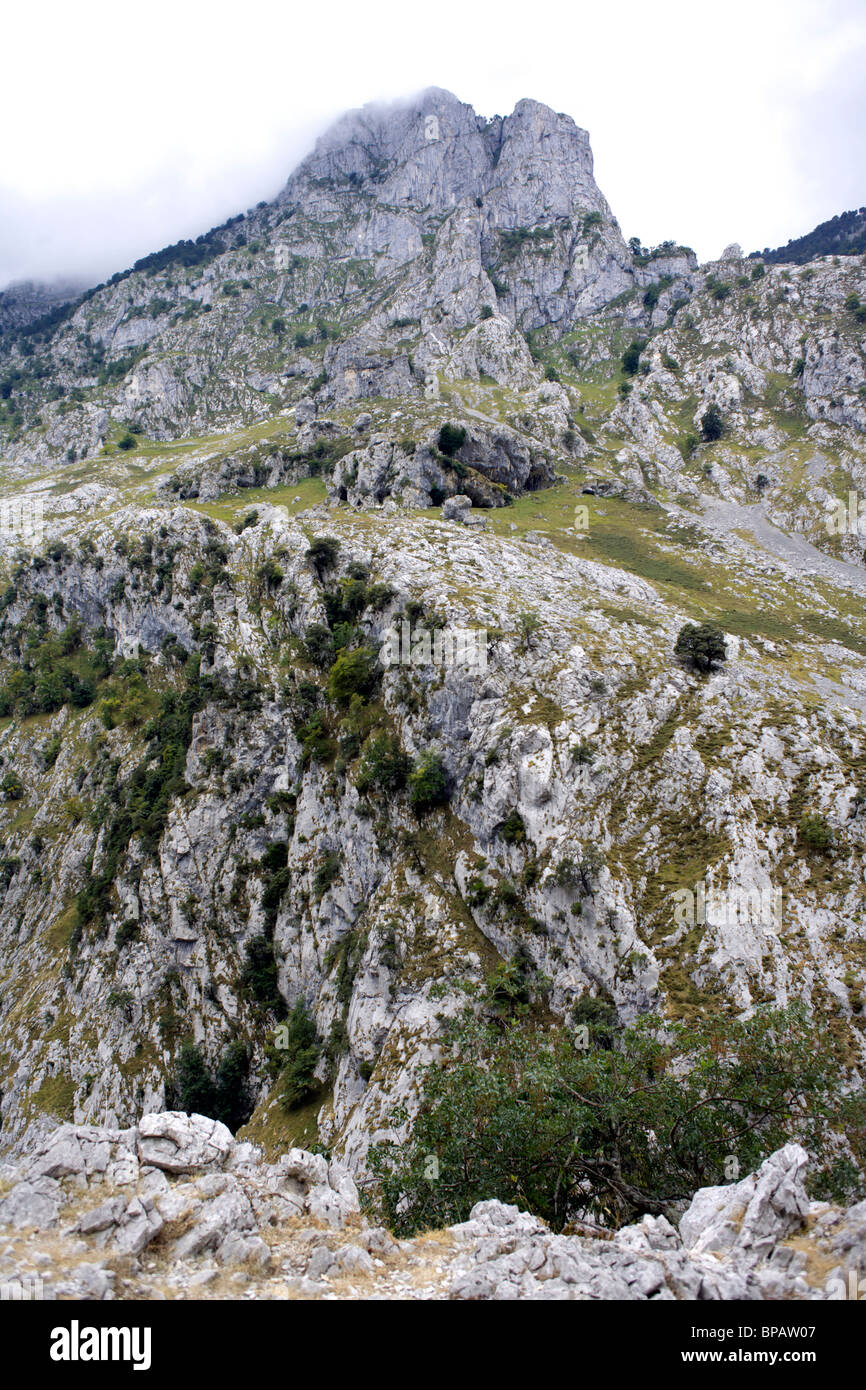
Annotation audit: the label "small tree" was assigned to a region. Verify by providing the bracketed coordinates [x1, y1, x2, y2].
[326, 646, 378, 704]
[213, 1041, 252, 1132]
[1, 770, 23, 800]
[500, 809, 527, 845]
[408, 751, 449, 813]
[175, 1042, 216, 1116]
[621, 339, 645, 376]
[306, 535, 340, 578]
[368, 1003, 863, 1236]
[303, 623, 334, 669]
[356, 732, 412, 795]
[700, 403, 724, 441]
[279, 1001, 321, 1112]
[437, 423, 467, 457]
[517, 610, 541, 649]
[674, 621, 727, 674]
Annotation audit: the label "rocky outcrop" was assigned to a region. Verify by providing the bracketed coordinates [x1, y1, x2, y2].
[328, 421, 555, 509]
[0, 1121, 861, 1300]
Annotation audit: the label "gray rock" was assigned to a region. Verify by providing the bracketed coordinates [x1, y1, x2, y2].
[137, 1113, 235, 1174]
[442, 494, 473, 522]
[0, 1180, 61, 1231]
[172, 1188, 256, 1259]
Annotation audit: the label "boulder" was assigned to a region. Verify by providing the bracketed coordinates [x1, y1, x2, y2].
[0, 1179, 61, 1230]
[442, 494, 472, 522]
[137, 1112, 234, 1174]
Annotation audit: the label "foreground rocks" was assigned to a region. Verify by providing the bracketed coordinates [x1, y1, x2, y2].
[0, 1117, 863, 1300]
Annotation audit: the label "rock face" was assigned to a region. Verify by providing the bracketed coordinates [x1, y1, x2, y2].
[0, 1120, 861, 1300]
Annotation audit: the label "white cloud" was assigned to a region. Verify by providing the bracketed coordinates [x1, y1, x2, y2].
[0, 0, 863, 286]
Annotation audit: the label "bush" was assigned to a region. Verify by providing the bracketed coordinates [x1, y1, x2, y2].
[255, 557, 283, 591]
[437, 423, 467, 457]
[517, 610, 541, 648]
[306, 536, 340, 578]
[799, 813, 835, 854]
[408, 751, 449, 813]
[1, 771, 23, 800]
[500, 809, 527, 845]
[621, 339, 646, 376]
[303, 623, 334, 669]
[313, 851, 341, 898]
[356, 732, 412, 795]
[173, 1039, 253, 1132]
[175, 1042, 215, 1116]
[239, 935, 283, 1012]
[213, 1040, 253, 1132]
[326, 646, 378, 705]
[700, 403, 724, 441]
[674, 621, 727, 673]
[368, 1004, 864, 1235]
[279, 1001, 321, 1112]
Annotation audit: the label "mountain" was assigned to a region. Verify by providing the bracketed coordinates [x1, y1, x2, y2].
[752, 206, 866, 265]
[0, 277, 86, 337]
[0, 92, 865, 1284]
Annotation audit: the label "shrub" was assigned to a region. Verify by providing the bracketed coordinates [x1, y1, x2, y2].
[621, 339, 646, 376]
[239, 935, 283, 1012]
[799, 814, 835, 854]
[1, 771, 23, 800]
[437, 423, 467, 457]
[233, 510, 259, 534]
[674, 622, 727, 674]
[480, 305, 494, 320]
[255, 557, 283, 591]
[517, 610, 541, 648]
[303, 623, 334, 669]
[305, 535, 340, 578]
[116, 434, 137, 451]
[115, 918, 140, 950]
[356, 732, 412, 795]
[172, 1039, 253, 1132]
[368, 1003, 863, 1235]
[408, 751, 449, 813]
[313, 851, 341, 898]
[279, 1001, 321, 1112]
[174, 1042, 215, 1116]
[213, 1040, 253, 1132]
[326, 646, 378, 705]
[700, 403, 724, 441]
[500, 809, 526, 844]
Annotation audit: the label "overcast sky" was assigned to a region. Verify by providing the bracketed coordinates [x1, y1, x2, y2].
[1, 0, 864, 290]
